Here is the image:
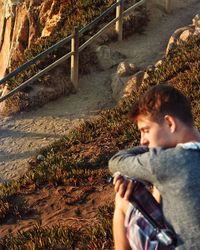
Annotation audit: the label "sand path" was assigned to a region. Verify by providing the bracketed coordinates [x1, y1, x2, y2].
[0, 0, 199, 183]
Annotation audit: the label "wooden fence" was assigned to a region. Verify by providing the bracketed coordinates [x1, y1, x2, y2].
[0, 0, 171, 102]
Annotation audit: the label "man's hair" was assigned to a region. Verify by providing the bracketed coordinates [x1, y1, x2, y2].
[129, 84, 194, 126]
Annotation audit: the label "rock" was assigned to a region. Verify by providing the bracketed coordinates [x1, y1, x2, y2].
[166, 15, 200, 55]
[117, 60, 139, 77]
[123, 71, 144, 98]
[111, 70, 144, 101]
[4, 0, 21, 19]
[95, 45, 126, 70]
[146, 65, 155, 72]
[109, 59, 140, 101]
[111, 73, 129, 101]
[193, 14, 200, 34]
[165, 26, 190, 55]
[155, 60, 163, 68]
[179, 29, 192, 42]
[37, 154, 45, 161]
[143, 71, 150, 81]
[41, 13, 61, 37]
[0, 0, 79, 78]
[192, 14, 200, 27]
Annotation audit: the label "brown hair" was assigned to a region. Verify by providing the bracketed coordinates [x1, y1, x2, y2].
[129, 84, 193, 126]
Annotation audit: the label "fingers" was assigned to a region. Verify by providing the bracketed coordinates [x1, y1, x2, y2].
[124, 179, 135, 201]
[114, 177, 128, 197]
[113, 174, 135, 200]
[113, 172, 122, 185]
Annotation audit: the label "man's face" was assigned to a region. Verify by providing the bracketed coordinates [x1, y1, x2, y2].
[137, 115, 175, 148]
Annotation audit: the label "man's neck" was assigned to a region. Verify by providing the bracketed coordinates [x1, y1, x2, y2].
[178, 126, 200, 144]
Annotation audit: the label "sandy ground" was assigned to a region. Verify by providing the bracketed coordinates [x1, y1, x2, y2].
[0, 0, 199, 183]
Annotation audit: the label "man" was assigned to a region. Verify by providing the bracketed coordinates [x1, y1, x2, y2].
[109, 84, 200, 250]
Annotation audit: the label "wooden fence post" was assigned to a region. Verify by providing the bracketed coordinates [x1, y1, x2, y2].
[165, 0, 171, 13]
[115, 0, 123, 41]
[71, 27, 79, 90]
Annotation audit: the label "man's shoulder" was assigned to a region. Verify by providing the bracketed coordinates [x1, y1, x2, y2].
[149, 142, 200, 167]
[150, 141, 200, 154]
[176, 142, 200, 150]
[110, 143, 200, 164]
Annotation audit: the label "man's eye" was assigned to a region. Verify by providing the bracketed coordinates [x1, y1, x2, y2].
[143, 129, 149, 133]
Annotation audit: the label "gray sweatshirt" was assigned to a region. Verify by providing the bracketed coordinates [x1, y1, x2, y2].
[109, 143, 200, 250]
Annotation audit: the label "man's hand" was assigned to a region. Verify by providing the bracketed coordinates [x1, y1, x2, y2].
[113, 174, 136, 201]
[112, 173, 161, 203]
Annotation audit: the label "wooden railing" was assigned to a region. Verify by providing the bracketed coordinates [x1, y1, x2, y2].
[0, 0, 171, 103]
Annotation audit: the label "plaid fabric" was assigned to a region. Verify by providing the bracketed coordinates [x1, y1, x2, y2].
[125, 182, 175, 250]
[125, 205, 159, 250]
[132, 182, 165, 229]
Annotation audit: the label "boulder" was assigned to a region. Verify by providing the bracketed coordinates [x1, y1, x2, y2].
[122, 71, 144, 99]
[111, 70, 144, 102]
[154, 59, 163, 68]
[179, 29, 193, 42]
[166, 14, 200, 55]
[165, 26, 191, 55]
[193, 14, 200, 34]
[193, 14, 200, 27]
[143, 71, 150, 81]
[95, 45, 126, 70]
[111, 59, 140, 101]
[117, 60, 139, 77]
[111, 73, 129, 101]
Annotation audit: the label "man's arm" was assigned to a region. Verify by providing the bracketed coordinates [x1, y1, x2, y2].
[109, 146, 159, 184]
[109, 146, 163, 202]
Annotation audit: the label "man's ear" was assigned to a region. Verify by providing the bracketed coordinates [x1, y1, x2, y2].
[164, 115, 176, 133]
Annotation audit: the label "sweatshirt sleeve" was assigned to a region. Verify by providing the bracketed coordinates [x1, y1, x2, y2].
[108, 146, 161, 184]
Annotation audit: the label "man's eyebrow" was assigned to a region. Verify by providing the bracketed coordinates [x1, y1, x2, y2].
[138, 126, 149, 131]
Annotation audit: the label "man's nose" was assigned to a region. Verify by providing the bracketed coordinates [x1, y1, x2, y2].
[140, 137, 149, 146]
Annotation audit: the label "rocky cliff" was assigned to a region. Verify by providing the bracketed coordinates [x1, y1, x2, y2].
[0, 0, 69, 79]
